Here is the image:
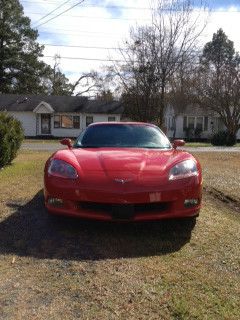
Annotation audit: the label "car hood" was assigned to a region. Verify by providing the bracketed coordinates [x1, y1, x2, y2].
[68, 148, 190, 179]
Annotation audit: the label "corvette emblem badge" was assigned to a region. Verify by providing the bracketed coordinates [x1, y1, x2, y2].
[114, 178, 132, 184]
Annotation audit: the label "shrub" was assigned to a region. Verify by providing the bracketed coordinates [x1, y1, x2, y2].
[211, 131, 236, 146]
[0, 112, 24, 168]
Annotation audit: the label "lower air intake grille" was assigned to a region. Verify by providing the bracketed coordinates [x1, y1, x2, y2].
[79, 202, 169, 220]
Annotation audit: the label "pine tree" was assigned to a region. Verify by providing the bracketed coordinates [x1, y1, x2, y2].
[198, 29, 240, 142]
[0, 0, 51, 94]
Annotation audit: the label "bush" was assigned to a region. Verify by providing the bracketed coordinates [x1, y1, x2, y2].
[211, 131, 236, 146]
[0, 112, 24, 168]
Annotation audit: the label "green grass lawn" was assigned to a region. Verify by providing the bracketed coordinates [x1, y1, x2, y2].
[185, 142, 240, 147]
[24, 139, 61, 143]
[0, 151, 239, 319]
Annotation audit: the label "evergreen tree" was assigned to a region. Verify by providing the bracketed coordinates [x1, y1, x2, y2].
[0, 0, 52, 94]
[201, 28, 235, 70]
[198, 29, 240, 142]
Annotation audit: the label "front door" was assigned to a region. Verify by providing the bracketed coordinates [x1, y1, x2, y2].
[41, 114, 51, 134]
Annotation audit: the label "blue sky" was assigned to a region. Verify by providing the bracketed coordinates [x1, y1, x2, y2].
[208, 0, 240, 8]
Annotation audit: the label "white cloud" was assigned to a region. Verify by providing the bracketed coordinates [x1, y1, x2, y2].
[20, 1, 240, 84]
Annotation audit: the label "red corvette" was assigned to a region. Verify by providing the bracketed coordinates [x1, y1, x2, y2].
[44, 122, 202, 222]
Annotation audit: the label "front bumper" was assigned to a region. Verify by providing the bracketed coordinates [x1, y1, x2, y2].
[44, 175, 202, 221]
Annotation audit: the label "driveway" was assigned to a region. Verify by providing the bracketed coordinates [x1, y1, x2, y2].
[21, 142, 240, 152]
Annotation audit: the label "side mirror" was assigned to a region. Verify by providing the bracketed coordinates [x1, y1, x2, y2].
[172, 139, 185, 149]
[60, 138, 72, 149]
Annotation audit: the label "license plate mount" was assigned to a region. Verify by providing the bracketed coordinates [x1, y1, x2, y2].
[111, 204, 135, 221]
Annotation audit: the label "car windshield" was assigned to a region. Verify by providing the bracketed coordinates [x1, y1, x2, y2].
[74, 124, 172, 149]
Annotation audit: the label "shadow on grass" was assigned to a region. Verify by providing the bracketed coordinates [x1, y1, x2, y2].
[0, 190, 196, 261]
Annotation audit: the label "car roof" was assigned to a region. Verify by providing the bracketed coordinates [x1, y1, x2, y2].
[88, 122, 157, 128]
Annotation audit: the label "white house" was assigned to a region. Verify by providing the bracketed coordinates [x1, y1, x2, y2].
[0, 94, 123, 138]
[164, 104, 240, 140]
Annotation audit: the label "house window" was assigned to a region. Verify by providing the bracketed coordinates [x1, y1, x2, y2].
[108, 116, 116, 122]
[204, 116, 208, 131]
[188, 117, 195, 130]
[86, 116, 93, 127]
[166, 117, 174, 130]
[183, 116, 208, 132]
[196, 117, 203, 131]
[61, 115, 74, 128]
[54, 115, 60, 128]
[73, 116, 80, 129]
[183, 116, 187, 130]
[54, 115, 80, 129]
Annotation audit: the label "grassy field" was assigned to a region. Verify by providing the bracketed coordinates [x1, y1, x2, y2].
[0, 151, 239, 319]
[185, 142, 240, 147]
[24, 139, 61, 144]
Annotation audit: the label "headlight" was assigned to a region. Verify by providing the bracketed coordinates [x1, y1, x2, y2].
[169, 159, 198, 180]
[48, 159, 78, 179]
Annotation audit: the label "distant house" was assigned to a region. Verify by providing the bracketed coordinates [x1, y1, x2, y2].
[1, 94, 239, 140]
[0, 94, 124, 138]
[164, 104, 240, 140]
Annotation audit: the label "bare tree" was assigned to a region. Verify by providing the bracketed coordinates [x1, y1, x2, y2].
[168, 51, 200, 137]
[71, 71, 102, 97]
[47, 55, 105, 97]
[113, 0, 207, 126]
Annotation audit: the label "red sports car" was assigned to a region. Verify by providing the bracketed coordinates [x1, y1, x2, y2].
[44, 122, 202, 222]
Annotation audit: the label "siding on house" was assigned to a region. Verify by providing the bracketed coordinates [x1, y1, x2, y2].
[8, 111, 37, 136]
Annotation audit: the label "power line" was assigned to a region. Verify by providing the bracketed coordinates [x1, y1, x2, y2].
[38, 31, 122, 38]
[22, 1, 151, 10]
[34, 0, 85, 28]
[41, 28, 123, 38]
[21, 1, 240, 13]
[40, 28, 120, 35]
[27, 10, 240, 26]
[36, 29, 214, 41]
[41, 43, 120, 50]
[44, 55, 124, 62]
[43, 55, 203, 64]
[32, 0, 72, 26]
[29, 12, 150, 22]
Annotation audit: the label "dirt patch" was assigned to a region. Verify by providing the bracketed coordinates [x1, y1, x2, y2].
[204, 186, 240, 214]
[193, 152, 240, 203]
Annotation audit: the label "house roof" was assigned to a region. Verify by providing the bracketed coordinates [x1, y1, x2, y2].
[182, 104, 214, 116]
[0, 94, 124, 114]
